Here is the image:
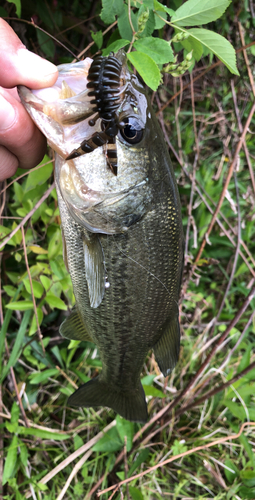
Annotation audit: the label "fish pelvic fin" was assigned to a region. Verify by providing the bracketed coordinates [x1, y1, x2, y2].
[153, 315, 180, 377]
[68, 377, 148, 423]
[60, 308, 93, 342]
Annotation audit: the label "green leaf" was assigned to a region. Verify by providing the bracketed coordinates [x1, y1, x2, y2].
[19, 440, 28, 469]
[18, 426, 70, 440]
[91, 30, 103, 50]
[100, 0, 124, 24]
[143, 384, 165, 398]
[102, 39, 130, 56]
[11, 401, 20, 424]
[187, 28, 239, 75]
[118, 5, 138, 42]
[28, 245, 48, 255]
[2, 435, 18, 485]
[29, 369, 59, 384]
[239, 433, 255, 467]
[23, 278, 44, 299]
[45, 293, 67, 310]
[139, 8, 155, 38]
[5, 301, 34, 311]
[224, 459, 239, 484]
[24, 157, 53, 193]
[48, 228, 62, 260]
[13, 181, 24, 203]
[153, 0, 174, 14]
[116, 415, 134, 452]
[141, 374, 156, 386]
[240, 469, 255, 487]
[129, 486, 144, 500]
[181, 36, 203, 61]
[29, 308, 43, 336]
[133, 37, 174, 64]
[239, 486, 255, 499]
[223, 400, 246, 421]
[171, 0, 231, 26]
[6, 0, 21, 17]
[0, 285, 22, 375]
[154, 10, 167, 29]
[0, 310, 32, 383]
[128, 449, 150, 477]
[127, 51, 161, 91]
[36, 30, 55, 59]
[93, 426, 123, 452]
[237, 345, 251, 373]
[40, 275, 52, 291]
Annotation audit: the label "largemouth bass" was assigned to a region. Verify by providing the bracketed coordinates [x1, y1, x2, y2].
[18, 51, 184, 423]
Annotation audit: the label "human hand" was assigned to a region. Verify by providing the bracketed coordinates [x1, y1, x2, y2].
[0, 18, 58, 180]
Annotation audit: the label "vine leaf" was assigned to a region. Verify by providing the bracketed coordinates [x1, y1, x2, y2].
[187, 28, 239, 75]
[171, 0, 231, 27]
[133, 37, 174, 64]
[127, 51, 161, 90]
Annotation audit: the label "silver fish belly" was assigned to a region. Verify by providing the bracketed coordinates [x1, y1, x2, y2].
[18, 51, 184, 422]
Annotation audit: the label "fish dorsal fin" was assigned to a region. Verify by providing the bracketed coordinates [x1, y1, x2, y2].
[60, 308, 93, 342]
[82, 232, 105, 308]
[153, 315, 180, 377]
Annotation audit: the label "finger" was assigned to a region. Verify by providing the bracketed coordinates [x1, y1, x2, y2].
[0, 90, 47, 172]
[0, 19, 58, 89]
[0, 145, 19, 181]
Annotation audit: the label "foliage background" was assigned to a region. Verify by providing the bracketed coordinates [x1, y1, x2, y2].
[0, 0, 255, 499]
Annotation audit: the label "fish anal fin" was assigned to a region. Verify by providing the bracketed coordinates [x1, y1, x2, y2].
[60, 308, 93, 342]
[153, 315, 180, 377]
[82, 232, 105, 309]
[68, 377, 148, 423]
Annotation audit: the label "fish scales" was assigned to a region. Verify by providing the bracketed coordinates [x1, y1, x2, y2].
[18, 51, 184, 422]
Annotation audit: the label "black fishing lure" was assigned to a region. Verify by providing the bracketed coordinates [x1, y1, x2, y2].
[66, 55, 123, 175]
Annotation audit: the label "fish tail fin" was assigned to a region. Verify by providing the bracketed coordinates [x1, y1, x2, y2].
[153, 315, 180, 376]
[68, 377, 148, 423]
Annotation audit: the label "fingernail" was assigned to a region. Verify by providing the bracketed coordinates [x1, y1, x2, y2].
[0, 95, 16, 130]
[17, 48, 58, 79]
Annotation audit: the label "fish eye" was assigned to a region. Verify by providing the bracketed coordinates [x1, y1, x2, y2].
[119, 117, 144, 144]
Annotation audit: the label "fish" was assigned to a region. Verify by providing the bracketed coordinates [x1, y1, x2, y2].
[18, 50, 184, 423]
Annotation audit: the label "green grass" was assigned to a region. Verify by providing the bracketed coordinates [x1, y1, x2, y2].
[1, 1, 255, 499]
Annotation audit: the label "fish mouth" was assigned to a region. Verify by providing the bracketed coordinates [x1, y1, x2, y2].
[56, 156, 148, 234]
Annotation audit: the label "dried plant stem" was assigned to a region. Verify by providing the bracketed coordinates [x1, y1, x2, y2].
[97, 422, 255, 496]
[21, 226, 44, 352]
[25, 420, 116, 498]
[231, 78, 255, 197]
[56, 449, 93, 500]
[214, 171, 241, 322]
[191, 101, 255, 273]
[162, 123, 255, 279]
[4, 341, 29, 428]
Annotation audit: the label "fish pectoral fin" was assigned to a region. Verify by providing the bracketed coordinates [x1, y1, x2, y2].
[60, 308, 93, 342]
[68, 377, 148, 423]
[82, 232, 105, 309]
[153, 315, 180, 377]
